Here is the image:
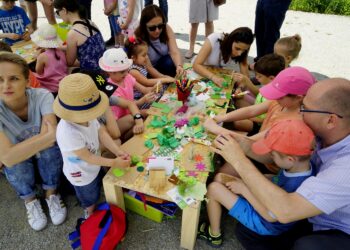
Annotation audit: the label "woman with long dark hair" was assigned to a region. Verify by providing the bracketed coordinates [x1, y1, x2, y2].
[193, 27, 254, 87]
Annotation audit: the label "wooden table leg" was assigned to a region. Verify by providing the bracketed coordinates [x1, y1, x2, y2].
[180, 201, 201, 250]
[102, 174, 125, 211]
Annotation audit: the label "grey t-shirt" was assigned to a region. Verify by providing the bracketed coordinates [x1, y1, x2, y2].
[0, 88, 54, 144]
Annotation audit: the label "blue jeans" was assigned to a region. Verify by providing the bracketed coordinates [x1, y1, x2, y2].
[145, 0, 168, 22]
[73, 172, 102, 208]
[4, 145, 63, 200]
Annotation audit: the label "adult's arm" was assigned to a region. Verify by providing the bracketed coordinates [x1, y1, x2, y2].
[0, 114, 57, 167]
[212, 134, 323, 223]
[192, 38, 215, 81]
[166, 24, 183, 74]
[65, 31, 79, 66]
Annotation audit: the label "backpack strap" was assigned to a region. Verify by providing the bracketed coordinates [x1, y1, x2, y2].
[92, 209, 113, 250]
[68, 218, 86, 249]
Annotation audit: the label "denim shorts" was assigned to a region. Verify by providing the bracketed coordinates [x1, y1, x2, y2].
[109, 15, 121, 35]
[73, 172, 102, 208]
[4, 145, 63, 200]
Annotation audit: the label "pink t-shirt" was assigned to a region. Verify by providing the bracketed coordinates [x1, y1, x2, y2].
[34, 49, 68, 93]
[109, 74, 136, 119]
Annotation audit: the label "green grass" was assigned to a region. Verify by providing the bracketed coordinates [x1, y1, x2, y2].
[290, 0, 350, 15]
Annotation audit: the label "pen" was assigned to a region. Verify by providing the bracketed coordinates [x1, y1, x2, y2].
[231, 90, 249, 97]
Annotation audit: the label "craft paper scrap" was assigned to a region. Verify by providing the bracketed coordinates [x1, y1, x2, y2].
[147, 156, 174, 175]
[167, 187, 195, 209]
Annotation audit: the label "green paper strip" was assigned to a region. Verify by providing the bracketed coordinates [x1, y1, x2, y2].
[112, 168, 125, 177]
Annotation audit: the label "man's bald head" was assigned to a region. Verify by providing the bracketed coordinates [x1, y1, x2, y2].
[307, 78, 350, 122]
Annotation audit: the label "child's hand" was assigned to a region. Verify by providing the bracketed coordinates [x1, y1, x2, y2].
[142, 92, 156, 104]
[226, 176, 248, 195]
[133, 120, 144, 134]
[112, 156, 131, 168]
[7, 33, 21, 40]
[203, 118, 222, 135]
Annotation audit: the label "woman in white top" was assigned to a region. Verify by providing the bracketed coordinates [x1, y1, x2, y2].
[193, 27, 254, 87]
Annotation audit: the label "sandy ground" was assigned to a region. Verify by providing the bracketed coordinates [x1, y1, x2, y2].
[0, 1, 349, 250]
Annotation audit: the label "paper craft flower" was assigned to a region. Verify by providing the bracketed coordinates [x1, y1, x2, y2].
[194, 154, 204, 162]
[195, 162, 206, 171]
[187, 171, 198, 177]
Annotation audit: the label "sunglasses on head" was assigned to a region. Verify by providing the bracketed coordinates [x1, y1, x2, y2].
[147, 23, 165, 32]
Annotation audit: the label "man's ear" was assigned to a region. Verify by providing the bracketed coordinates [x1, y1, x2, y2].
[326, 114, 338, 130]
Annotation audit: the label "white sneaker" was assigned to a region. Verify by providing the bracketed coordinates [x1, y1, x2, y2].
[46, 194, 67, 225]
[25, 199, 47, 231]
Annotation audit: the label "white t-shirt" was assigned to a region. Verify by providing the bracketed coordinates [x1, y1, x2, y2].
[56, 119, 101, 186]
[205, 32, 232, 67]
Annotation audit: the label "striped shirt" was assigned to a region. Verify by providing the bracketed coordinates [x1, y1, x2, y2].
[297, 135, 350, 234]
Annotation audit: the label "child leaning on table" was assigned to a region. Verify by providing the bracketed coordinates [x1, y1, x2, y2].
[229, 54, 285, 134]
[0, 0, 33, 45]
[125, 36, 174, 105]
[199, 119, 315, 247]
[31, 23, 68, 97]
[54, 73, 131, 218]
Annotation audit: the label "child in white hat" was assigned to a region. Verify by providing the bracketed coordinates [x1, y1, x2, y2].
[31, 23, 68, 96]
[54, 73, 131, 217]
[99, 48, 156, 139]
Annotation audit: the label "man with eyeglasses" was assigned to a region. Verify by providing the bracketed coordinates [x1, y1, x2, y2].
[212, 78, 350, 249]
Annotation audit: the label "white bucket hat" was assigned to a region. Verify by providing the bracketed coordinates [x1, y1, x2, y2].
[31, 23, 62, 48]
[98, 48, 133, 72]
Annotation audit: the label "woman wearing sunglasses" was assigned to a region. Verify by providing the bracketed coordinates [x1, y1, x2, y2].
[193, 27, 254, 87]
[134, 4, 183, 78]
[53, 0, 105, 72]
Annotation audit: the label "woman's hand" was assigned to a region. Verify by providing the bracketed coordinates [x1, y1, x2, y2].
[211, 75, 224, 87]
[176, 65, 184, 76]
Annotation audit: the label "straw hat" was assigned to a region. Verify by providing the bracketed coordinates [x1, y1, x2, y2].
[31, 23, 62, 48]
[53, 73, 109, 123]
[99, 48, 133, 72]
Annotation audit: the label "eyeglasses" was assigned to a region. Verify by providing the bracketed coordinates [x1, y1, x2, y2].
[300, 104, 343, 118]
[147, 23, 165, 32]
[55, 9, 62, 16]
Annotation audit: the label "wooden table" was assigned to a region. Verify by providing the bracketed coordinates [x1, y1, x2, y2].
[103, 67, 233, 250]
[11, 40, 37, 64]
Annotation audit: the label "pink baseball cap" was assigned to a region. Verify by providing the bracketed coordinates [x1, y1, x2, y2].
[252, 119, 315, 156]
[259, 66, 316, 100]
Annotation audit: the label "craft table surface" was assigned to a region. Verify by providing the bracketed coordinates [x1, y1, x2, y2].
[103, 66, 233, 250]
[11, 40, 37, 64]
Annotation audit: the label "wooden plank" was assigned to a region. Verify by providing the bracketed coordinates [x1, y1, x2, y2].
[180, 201, 201, 250]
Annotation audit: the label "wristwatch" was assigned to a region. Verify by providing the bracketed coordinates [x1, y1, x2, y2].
[133, 113, 143, 120]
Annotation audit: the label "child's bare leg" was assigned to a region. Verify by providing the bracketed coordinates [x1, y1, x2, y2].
[214, 162, 240, 183]
[117, 33, 125, 47]
[41, 1, 56, 25]
[26, 2, 38, 30]
[85, 204, 96, 217]
[206, 182, 239, 235]
[205, 21, 214, 37]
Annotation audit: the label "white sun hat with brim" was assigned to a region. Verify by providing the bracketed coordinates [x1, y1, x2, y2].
[53, 73, 109, 123]
[98, 48, 133, 72]
[31, 23, 62, 48]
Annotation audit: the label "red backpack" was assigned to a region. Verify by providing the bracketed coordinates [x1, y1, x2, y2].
[69, 203, 126, 250]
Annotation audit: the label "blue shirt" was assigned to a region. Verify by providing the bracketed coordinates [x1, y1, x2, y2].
[297, 135, 350, 234]
[0, 6, 31, 45]
[260, 167, 314, 234]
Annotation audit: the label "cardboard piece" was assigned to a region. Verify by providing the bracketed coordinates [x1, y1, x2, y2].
[149, 169, 166, 193]
[120, 135, 149, 156]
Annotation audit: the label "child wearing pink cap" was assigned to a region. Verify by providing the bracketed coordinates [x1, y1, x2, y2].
[205, 66, 316, 173]
[198, 120, 315, 247]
